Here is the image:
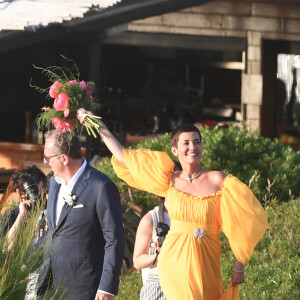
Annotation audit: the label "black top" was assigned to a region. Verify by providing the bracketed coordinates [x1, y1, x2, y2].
[1, 206, 19, 235]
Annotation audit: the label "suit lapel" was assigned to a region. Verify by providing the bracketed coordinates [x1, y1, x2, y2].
[55, 203, 72, 231]
[47, 180, 61, 231]
[54, 165, 91, 232]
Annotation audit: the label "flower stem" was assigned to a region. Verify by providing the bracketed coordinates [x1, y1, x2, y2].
[83, 116, 103, 137]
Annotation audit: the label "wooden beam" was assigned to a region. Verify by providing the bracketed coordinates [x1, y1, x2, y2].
[103, 31, 245, 52]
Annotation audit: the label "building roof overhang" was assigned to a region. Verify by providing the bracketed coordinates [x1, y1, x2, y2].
[0, 0, 212, 54]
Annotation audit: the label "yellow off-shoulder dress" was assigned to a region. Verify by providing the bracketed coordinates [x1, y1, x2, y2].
[112, 149, 269, 300]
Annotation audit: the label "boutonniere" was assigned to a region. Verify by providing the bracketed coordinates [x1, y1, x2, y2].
[63, 193, 78, 208]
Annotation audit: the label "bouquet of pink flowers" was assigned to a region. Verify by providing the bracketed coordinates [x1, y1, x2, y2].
[32, 57, 102, 138]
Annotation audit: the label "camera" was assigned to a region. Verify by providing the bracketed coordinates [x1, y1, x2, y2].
[156, 221, 170, 246]
[23, 178, 40, 210]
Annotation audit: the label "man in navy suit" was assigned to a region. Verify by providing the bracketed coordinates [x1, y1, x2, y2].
[40, 129, 124, 300]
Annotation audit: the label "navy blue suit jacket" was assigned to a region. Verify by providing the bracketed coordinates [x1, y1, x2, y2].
[43, 164, 124, 299]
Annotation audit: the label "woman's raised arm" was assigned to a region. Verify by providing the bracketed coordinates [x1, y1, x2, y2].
[77, 109, 125, 164]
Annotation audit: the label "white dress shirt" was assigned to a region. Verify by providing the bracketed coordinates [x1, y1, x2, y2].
[54, 158, 87, 225]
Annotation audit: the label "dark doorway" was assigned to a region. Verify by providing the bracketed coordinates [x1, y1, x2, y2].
[100, 43, 243, 137]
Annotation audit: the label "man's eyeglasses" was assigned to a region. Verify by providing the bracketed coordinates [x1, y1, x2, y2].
[43, 154, 60, 163]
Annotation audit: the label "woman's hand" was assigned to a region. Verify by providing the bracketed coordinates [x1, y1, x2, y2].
[77, 108, 92, 125]
[77, 108, 125, 164]
[232, 260, 245, 286]
[77, 108, 104, 138]
[6, 199, 31, 250]
[232, 269, 245, 286]
[19, 200, 32, 217]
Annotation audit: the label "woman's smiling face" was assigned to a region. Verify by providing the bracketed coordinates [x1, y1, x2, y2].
[172, 131, 202, 164]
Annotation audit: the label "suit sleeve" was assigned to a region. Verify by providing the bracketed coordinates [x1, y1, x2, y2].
[96, 180, 125, 295]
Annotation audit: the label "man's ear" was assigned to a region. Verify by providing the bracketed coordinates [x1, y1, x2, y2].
[60, 154, 69, 166]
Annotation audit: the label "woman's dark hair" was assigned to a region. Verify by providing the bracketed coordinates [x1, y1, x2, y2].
[44, 130, 81, 159]
[171, 124, 201, 147]
[11, 165, 47, 192]
[173, 160, 182, 172]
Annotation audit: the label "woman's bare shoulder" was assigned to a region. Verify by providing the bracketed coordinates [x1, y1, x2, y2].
[206, 170, 227, 187]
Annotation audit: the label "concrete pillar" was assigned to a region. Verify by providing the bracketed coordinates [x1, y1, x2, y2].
[242, 31, 262, 131]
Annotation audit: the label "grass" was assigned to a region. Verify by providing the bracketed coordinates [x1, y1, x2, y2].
[116, 269, 142, 300]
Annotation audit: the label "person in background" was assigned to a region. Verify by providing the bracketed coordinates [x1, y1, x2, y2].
[33, 170, 53, 243]
[77, 110, 269, 300]
[24, 171, 53, 300]
[0, 165, 47, 213]
[1, 165, 47, 248]
[134, 198, 169, 300]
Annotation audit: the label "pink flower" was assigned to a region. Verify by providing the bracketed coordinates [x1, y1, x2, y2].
[49, 81, 63, 99]
[85, 88, 92, 96]
[80, 81, 92, 96]
[69, 80, 78, 85]
[79, 81, 87, 89]
[51, 118, 75, 132]
[53, 92, 70, 111]
[64, 109, 70, 117]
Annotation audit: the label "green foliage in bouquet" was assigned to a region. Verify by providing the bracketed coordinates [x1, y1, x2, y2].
[31, 56, 101, 138]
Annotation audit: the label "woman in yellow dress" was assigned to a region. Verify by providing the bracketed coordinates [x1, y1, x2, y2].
[78, 112, 269, 300]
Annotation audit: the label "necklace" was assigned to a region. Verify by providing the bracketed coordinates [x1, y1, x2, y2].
[182, 168, 204, 183]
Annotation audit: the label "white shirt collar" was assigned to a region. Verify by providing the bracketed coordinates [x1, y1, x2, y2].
[55, 158, 87, 189]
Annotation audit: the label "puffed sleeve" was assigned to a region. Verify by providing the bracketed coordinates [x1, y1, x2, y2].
[111, 148, 174, 197]
[220, 175, 269, 265]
